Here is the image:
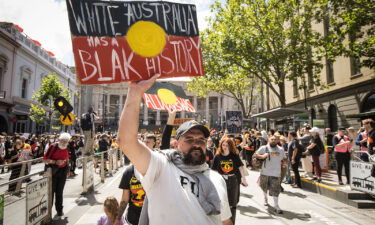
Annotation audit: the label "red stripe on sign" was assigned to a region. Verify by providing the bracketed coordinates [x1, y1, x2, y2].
[143, 94, 196, 112]
[72, 36, 204, 84]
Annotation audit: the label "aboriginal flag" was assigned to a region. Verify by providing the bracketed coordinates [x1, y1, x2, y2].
[66, 0, 204, 85]
[143, 82, 195, 112]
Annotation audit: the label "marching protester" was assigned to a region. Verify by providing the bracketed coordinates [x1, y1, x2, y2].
[299, 127, 314, 178]
[333, 128, 352, 185]
[81, 107, 99, 156]
[68, 135, 78, 177]
[288, 131, 303, 188]
[43, 132, 71, 218]
[212, 138, 248, 224]
[254, 136, 287, 214]
[118, 74, 232, 225]
[7, 138, 22, 193]
[306, 127, 324, 182]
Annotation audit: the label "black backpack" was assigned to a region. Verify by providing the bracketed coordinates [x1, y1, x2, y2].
[81, 113, 92, 131]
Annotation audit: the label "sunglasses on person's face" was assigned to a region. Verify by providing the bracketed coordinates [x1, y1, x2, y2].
[183, 137, 207, 145]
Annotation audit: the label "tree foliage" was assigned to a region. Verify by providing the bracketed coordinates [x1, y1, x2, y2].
[29, 73, 71, 124]
[191, 0, 328, 107]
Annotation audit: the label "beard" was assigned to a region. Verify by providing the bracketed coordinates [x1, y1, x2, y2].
[58, 143, 68, 149]
[182, 146, 206, 165]
[270, 143, 277, 148]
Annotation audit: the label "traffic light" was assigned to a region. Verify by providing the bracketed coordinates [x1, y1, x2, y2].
[54, 96, 73, 115]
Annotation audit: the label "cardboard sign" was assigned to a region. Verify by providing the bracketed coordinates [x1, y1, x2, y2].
[350, 161, 375, 195]
[143, 82, 195, 112]
[226, 111, 243, 134]
[66, 0, 204, 84]
[26, 178, 48, 225]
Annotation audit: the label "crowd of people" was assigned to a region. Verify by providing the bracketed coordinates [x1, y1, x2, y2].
[1, 78, 374, 225]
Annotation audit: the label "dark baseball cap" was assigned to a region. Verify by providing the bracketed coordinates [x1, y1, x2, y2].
[338, 127, 346, 131]
[176, 120, 210, 140]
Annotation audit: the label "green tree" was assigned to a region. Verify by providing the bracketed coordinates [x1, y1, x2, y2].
[188, 30, 259, 119]
[29, 73, 71, 131]
[203, 0, 327, 107]
[317, 0, 375, 69]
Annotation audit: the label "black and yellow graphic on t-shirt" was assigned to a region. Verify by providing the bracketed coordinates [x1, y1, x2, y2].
[129, 177, 146, 207]
[220, 160, 234, 173]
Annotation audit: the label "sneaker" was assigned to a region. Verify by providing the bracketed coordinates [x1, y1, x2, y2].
[264, 202, 269, 206]
[57, 211, 64, 217]
[312, 177, 318, 180]
[275, 207, 283, 214]
[317, 179, 322, 183]
[339, 181, 344, 185]
[280, 185, 284, 192]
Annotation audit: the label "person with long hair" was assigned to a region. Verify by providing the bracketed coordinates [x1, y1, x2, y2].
[97, 196, 125, 225]
[306, 127, 324, 183]
[212, 138, 248, 224]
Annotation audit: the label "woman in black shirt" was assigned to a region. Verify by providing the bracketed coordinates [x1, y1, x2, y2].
[306, 128, 324, 182]
[211, 137, 248, 224]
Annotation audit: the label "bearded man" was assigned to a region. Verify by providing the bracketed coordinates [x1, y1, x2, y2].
[118, 74, 232, 225]
[43, 132, 71, 218]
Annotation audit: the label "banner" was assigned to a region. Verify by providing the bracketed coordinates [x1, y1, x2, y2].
[66, 0, 204, 84]
[143, 82, 195, 112]
[225, 111, 243, 134]
[26, 178, 48, 225]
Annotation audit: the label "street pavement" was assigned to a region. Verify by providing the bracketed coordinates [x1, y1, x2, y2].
[50, 166, 375, 225]
[2, 163, 375, 225]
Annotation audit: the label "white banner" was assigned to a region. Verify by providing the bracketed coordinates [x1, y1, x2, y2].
[350, 161, 375, 195]
[26, 178, 48, 225]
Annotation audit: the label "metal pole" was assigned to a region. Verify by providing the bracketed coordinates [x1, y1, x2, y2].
[100, 153, 105, 183]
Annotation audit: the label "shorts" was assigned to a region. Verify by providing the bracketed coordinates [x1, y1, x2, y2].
[259, 175, 281, 197]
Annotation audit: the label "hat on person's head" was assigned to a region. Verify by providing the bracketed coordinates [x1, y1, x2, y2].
[176, 120, 210, 140]
[310, 127, 320, 133]
[58, 132, 71, 141]
[338, 127, 346, 131]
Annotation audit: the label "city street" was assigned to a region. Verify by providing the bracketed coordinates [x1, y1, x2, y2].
[4, 164, 372, 225]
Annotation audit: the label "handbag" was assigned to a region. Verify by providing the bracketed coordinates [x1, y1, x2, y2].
[252, 146, 270, 169]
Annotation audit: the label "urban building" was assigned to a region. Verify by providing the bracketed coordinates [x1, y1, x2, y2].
[89, 78, 241, 132]
[253, 19, 375, 131]
[0, 22, 78, 134]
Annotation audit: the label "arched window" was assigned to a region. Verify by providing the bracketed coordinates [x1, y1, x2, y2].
[328, 105, 338, 132]
[362, 93, 375, 113]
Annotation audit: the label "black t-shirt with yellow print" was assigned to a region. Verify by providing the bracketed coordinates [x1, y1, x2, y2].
[119, 165, 146, 225]
[211, 153, 243, 179]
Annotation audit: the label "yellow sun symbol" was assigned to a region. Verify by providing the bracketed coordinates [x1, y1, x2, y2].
[157, 89, 177, 104]
[126, 21, 167, 57]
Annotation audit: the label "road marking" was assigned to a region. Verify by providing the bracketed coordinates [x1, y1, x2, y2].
[301, 178, 337, 191]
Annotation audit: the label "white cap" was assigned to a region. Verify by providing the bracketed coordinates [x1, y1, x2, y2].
[310, 127, 320, 133]
[58, 132, 71, 141]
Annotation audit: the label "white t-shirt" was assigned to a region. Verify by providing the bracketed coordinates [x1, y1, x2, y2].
[135, 151, 231, 225]
[256, 145, 285, 177]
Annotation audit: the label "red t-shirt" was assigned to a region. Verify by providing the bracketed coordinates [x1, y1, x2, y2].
[43, 144, 70, 168]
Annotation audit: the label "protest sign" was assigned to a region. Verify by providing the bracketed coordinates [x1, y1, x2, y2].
[66, 0, 204, 84]
[225, 111, 243, 134]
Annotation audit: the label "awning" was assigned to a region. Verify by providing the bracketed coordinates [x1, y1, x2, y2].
[346, 111, 375, 119]
[251, 107, 308, 119]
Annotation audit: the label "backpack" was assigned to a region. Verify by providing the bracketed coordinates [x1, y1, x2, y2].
[252, 146, 270, 170]
[81, 113, 92, 131]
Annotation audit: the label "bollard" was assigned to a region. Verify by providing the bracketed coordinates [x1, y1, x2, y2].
[114, 149, 118, 170]
[109, 150, 113, 176]
[15, 162, 26, 193]
[100, 153, 105, 183]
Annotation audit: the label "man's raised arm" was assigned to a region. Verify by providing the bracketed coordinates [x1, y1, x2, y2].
[117, 74, 160, 175]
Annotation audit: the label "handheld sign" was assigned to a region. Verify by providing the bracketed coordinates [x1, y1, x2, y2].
[66, 0, 205, 84]
[60, 113, 75, 125]
[54, 96, 73, 115]
[143, 82, 195, 112]
[225, 111, 243, 134]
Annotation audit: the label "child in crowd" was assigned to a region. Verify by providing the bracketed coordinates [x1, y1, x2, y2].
[97, 197, 125, 225]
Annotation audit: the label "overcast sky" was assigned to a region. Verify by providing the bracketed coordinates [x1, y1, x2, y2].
[0, 0, 219, 66]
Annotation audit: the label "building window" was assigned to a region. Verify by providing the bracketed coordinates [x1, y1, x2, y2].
[21, 78, 28, 98]
[326, 59, 334, 84]
[328, 104, 338, 132]
[293, 79, 298, 97]
[0, 66, 3, 90]
[349, 33, 361, 76]
[362, 93, 375, 113]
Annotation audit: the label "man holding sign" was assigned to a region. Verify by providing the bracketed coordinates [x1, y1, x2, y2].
[118, 74, 232, 225]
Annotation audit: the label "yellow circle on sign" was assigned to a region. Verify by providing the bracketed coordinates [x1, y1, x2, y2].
[126, 21, 166, 57]
[157, 89, 177, 104]
[58, 101, 64, 107]
[60, 113, 75, 125]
